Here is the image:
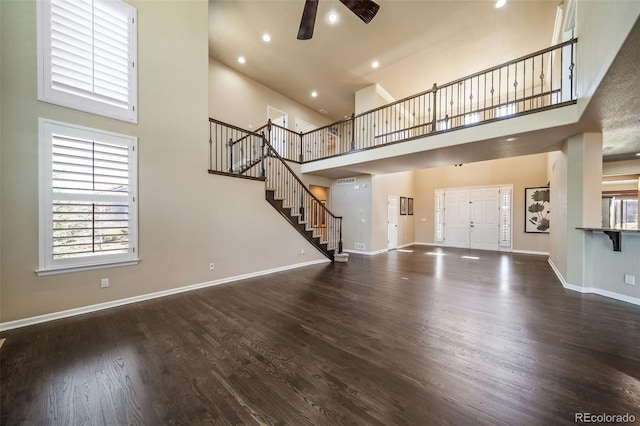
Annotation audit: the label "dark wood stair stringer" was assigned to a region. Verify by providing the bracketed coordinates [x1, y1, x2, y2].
[266, 189, 335, 261]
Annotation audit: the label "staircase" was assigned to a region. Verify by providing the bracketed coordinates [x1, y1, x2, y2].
[208, 118, 343, 262]
[265, 189, 335, 260]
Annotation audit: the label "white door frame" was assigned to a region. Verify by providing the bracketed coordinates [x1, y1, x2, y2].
[387, 195, 399, 250]
[438, 184, 512, 251]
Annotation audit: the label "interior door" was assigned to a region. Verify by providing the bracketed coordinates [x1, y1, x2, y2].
[388, 196, 399, 250]
[469, 187, 500, 250]
[444, 189, 470, 248]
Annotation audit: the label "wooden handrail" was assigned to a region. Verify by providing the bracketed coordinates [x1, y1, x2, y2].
[262, 134, 342, 221]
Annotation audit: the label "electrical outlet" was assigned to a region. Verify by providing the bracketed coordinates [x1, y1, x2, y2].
[209, 262, 215, 271]
[300, 249, 305, 256]
[624, 274, 636, 286]
[100, 278, 109, 288]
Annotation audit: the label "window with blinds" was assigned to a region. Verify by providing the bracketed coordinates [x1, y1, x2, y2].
[37, 0, 137, 123]
[39, 119, 138, 274]
[499, 187, 512, 247]
[435, 191, 445, 243]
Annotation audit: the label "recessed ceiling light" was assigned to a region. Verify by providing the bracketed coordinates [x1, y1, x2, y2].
[371, 60, 379, 69]
[328, 12, 338, 23]
[311, 91, 318, 98]
[237, 56, 246, 64]
[262, 33, 271, 42]
[636, 153, 640, 156]
[495, 0, 506, 8]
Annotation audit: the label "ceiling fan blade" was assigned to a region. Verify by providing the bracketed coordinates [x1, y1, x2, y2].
[339, 0, 380, 24]
[297, 0, 319, 40]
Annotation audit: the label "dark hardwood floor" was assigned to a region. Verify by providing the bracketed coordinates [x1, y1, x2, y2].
[2, 246, 639, 425]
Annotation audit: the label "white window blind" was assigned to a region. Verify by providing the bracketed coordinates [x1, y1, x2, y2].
[435, 190, 445, 243]
[38, 0, 137, 123]
[39, 119, 138, 274]
[499, 187, 512, 247]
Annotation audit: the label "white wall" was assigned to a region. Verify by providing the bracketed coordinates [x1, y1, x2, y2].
[575, 0, 640, 115]
[330, 175, 373, 252]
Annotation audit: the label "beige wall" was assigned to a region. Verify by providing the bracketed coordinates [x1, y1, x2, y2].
[209, 58, 331, 132]
[603, 159, 640, 176]
[548, 149, 569, 278]
[0, 0, 327, 324]
[371, 171, 415, 251]
[414, 153, 550, 253]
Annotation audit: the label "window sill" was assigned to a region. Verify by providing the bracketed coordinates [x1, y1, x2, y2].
[35, 259, 140, 276]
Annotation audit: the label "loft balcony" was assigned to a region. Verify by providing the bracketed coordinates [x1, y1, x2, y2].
[209, 39, 578, 180]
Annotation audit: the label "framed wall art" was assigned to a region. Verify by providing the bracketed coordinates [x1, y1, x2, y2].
[400, 197, 408, 215]
[525, 187, 550, 233]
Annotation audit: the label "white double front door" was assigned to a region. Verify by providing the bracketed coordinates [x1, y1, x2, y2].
[444, 187, 500, 250]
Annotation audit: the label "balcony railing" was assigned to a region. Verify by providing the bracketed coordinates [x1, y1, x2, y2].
[210, 39, 577, 168]
[303, 38, 577, 161]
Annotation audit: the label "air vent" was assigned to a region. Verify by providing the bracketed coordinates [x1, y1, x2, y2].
[336, 177, 356, 185]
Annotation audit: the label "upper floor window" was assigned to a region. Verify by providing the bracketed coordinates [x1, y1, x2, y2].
[496, 103, 517, 118]
[37, 0, 138, 123]
[38, 118, 138, 275]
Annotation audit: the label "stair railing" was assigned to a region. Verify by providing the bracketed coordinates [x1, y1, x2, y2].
[262, 125, 343, 254]
[209, 118, 267, 180]
[208, 118, 343, 256]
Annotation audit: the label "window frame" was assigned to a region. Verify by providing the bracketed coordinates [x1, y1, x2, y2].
[499, 186, 513, 248]
[38, 118, 139, 275]
[36, 0, 138, 123]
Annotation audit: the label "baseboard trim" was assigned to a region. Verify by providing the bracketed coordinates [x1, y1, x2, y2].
[547, 258, 640, 306]
[0, 259, 331, 332]
[344, 248, 388, 256]
[413, 242, 436, 246]
[397, 242, 417, 249]
[512, 249, 550, 256]
[344, 243, 419, 256]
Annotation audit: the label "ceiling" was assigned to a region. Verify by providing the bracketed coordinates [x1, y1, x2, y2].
[209, 0, 640, 169]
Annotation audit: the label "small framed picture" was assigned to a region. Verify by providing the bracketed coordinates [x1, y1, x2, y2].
[400, 197, 408, 215]
[407, 198, 414, 215]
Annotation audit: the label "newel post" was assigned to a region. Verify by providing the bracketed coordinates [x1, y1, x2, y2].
[299, 131, 304, 162]
[431, 83, 438, 132]
[267, 119, 272, 148]
[227, 137, 233, 173]
[350, 113, 356, 150]
[259, 132, 265, 178]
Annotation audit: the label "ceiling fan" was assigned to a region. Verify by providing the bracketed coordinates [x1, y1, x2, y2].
[297, 0, 381, 40]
